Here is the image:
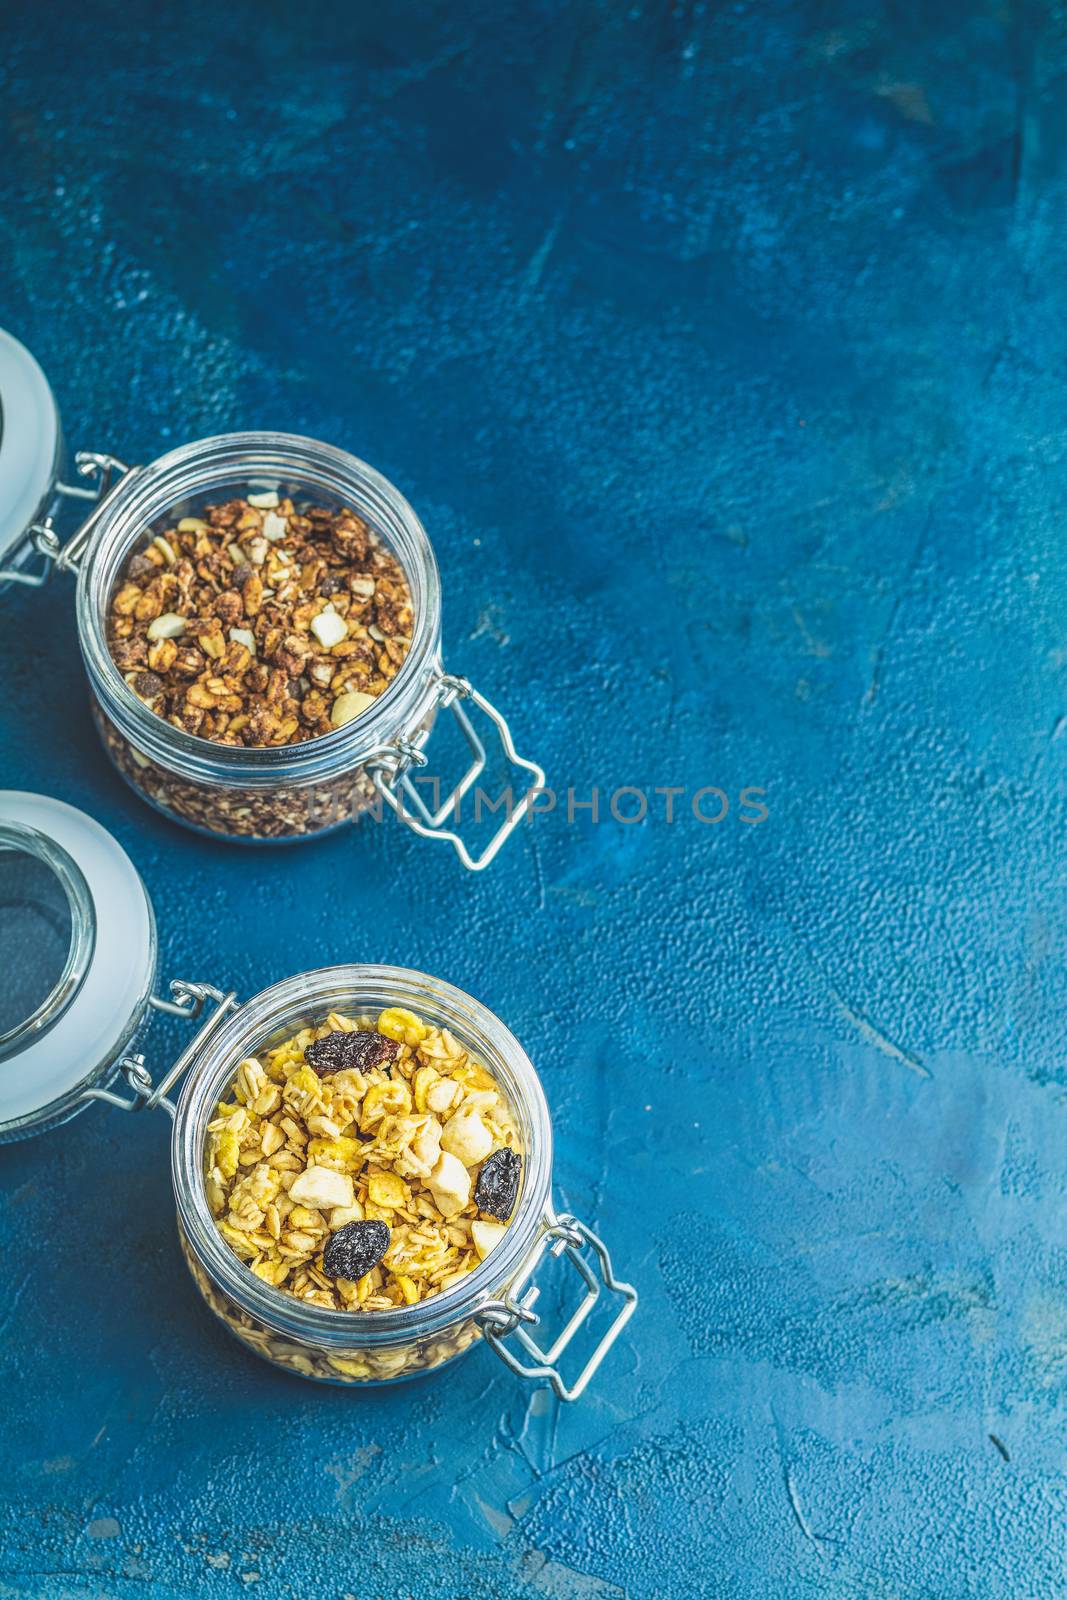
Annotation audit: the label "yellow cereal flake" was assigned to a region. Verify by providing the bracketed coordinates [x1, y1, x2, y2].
[285, 1064, 322, 1103]
[451, 1060, 499, 1093]
[361, 1079, 412, 1127]
[327, 1355, 372, 1377]
[377, 1007, 430, 1045]
[308, 1135, 363, 1170]
[413, 1065, 440, 1111]
[367, 1170, 409, 1210]
[214, 1128, 241, 1178]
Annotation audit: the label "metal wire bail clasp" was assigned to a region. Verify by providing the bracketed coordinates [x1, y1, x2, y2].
[476, 1216, 637, 1402]
[79, 980, 239, 1119]
[0, 450, 132, 589]
[370, 672, 546, 872]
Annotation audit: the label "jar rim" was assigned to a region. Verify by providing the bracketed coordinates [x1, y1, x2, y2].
[0, 327, 62, 575]
[0, 792, 157, 1143]
[75, 433, 443, 786]
[171, 964, 553, 1348]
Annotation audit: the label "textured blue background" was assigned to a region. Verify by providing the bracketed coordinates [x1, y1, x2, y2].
[2, 1, 1066, 1595]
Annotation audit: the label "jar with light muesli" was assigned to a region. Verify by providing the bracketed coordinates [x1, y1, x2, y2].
[0, 329, 543, 869]
[0, 792, 637, 1397]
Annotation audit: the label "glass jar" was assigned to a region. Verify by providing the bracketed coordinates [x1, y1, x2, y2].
[0, 332, 543, 869]
[1, 792, 637, 1399]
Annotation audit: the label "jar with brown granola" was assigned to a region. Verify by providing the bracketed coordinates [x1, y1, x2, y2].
[0, 794, 637, 1397]
[0, 332, 543, 868]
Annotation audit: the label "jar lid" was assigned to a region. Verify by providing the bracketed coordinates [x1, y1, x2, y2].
[0, 793, 156, 1140]
[0, 329, 61, 572]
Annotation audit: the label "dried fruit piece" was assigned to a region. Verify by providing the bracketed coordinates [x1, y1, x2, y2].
[441, 1109, 493, 1166]
[322, 1219, 390, 1282]
[474, 1148, 521, 1219]
[472, 1219, 507, 1260]
[428, 1150, 471, 1217]
[289, 1166, 354, 1210]
[305, 1029, 400, 1077]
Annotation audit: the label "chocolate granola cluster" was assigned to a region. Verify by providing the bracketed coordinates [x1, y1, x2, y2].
[106, 492, 413, 747]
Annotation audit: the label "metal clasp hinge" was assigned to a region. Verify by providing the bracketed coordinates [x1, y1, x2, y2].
[0, 451, 132, 588]
[477, 1216, 637, 1402]
[80, 980, 239, 1120]
[370, 672, 546, 872]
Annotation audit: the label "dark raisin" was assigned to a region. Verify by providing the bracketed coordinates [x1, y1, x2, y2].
[322, 1220, 390, 1282]
[304, 1028, 401, 1077]
[320, 571, 348, 595]
[474, 1148, 522, 1220]
[127, 553, 157, 581]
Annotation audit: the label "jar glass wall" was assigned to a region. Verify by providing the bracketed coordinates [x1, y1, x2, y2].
[171, 966, 553, 1385]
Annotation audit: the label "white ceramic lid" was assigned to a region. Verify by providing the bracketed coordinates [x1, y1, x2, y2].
[0, 328, 61, 571]
[0, 792, 156, 1138]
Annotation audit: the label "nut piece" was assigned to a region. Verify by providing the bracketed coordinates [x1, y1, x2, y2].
[440, 1110, 493, 1167]
[247, 490, 279, 509]
[310, 606, 348, 649]
[146, 612, 187, 641]
[428, 1151, 472, 1218]
[289, 1166, 354, 1211]
[330, 690, 376, 728]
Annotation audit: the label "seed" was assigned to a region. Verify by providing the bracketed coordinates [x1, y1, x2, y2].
[474, 1148, 521, 1220]
[322, 1220, 390, 1282]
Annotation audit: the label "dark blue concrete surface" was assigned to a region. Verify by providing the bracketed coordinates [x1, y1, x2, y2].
[2, 1, 1066, 1595]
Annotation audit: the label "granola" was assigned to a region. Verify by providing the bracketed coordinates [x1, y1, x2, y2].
[205, 1008, 522, 1313]
[179, 1227, 482, 1383]
[91, 697, 381, 839]
[106, 492, 413, 746]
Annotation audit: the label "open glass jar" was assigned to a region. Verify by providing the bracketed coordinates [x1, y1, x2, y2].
[1, 791, 636, 1398]
[0, 330, 543, 870]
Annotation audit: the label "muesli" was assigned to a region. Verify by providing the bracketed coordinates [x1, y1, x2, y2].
[206, 1007, 523, 1313]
